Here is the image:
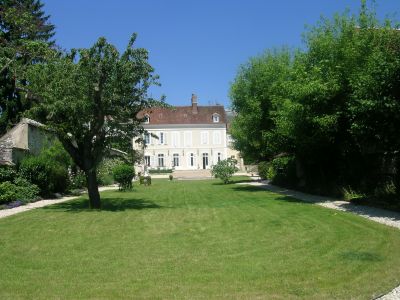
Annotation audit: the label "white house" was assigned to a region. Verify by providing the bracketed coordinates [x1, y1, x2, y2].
[134, 94, 243, 172]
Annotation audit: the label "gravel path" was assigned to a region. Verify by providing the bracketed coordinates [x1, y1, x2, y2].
[0, 185, 118, 219]
[239, 180, 400, 299]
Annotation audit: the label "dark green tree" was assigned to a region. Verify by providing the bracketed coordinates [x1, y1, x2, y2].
[25, 35, 160, 208]
[0, 0, 55, 134]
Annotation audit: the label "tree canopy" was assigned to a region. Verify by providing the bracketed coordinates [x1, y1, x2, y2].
[230, 2, 400, 196]
[0, 0, 55, 134]
[25, 35, 160, 208]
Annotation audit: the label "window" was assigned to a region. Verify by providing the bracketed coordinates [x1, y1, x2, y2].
[158, 154, 164, 167]
[172, 131, 180, 147]
[159, 132, 165, 145]
[144, 156, 151, 166]
[144, 114, 150, 124]
[144, 133, 150, 145]
[212, 114, 220, 123]
[190, 153, 194, 166]
[213, 131, 221, 144]
[218, 153, 221, 162]
[184, 131, 192, 146]
[201, 131, 209, 145]
[173, 154, 179, 167]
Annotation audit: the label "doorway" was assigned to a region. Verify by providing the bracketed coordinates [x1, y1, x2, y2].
[202, 153, 208, 169]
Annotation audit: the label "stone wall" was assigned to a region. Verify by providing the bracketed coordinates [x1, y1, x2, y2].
[0, 136, 13, 164]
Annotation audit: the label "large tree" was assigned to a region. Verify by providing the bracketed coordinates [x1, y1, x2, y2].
[25, 35, 159, 208]
[0, 0, 55, 134]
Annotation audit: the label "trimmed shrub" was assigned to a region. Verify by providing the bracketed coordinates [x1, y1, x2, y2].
[211, 158, 239, 184]
[139, 175, 152, 186]
[0, 166, 17, 183]
[113, 164, 135, 190]
[169, 174, 173, 181]
[148, 168, 172, 174]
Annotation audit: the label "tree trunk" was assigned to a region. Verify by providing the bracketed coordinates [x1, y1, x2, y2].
[86, 168, 101, 209]
[395, 154, 400, 196]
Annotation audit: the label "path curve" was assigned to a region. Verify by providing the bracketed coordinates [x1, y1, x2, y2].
[0, 185, 118, 219]
[239, 180, 400, 299]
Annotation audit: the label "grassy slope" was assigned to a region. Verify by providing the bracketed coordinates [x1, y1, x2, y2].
[0, 177, 400, 299]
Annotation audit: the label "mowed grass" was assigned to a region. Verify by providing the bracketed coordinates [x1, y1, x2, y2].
[1, 177, 400, 299]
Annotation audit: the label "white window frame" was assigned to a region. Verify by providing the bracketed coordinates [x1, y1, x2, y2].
[184, 131, 192, 147]
[213, 131, 221, 145]
[212, 114, 220, 123]
[158, 154, 165, 167]
[144, 155, 151, 166]
[159, 132, 165, 145]
[144, 114, 150, 124]
[201, 131, 209, 145]
[173, 153, 179, 167]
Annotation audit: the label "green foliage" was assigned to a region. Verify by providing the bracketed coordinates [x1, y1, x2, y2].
[169, 174, 173, 181]
[267, 156, 297, 186]
[258, 161, 269, 180]
[0, 181, 18, 204]
[13, 177, 40, 203]
[230, 3, 400, 199]
[139, 175, 152, 186]
[69, 170, 86, 190]
[0, 166, 17, 183]
[211, 158, 239, 184]
[148, 168, 173, 174]
[19, 154, 69, 196]
[25, 35, 161, 208]
[113, 164, 135, 191]
[0, 0, 55, 134]
[97, 158, 124, 186]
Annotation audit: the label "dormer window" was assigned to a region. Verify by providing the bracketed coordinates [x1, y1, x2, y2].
[212, 113, 220, 123]
[144, 114, 150, 124]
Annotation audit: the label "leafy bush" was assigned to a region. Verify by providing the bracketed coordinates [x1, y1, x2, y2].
[258, 161, 269, 179]
[19, 155, 69, 196]
[267, 156, 297, 186]
[0, 166, 17, 183]
[97, 158, 124, 185]
[211, 158, 239, 184]
[69, 170, 86, 190]
[14, 177, 40, 203]
[169, 174, 173, 181]
[139, 175, 152, 185]
[0, 181, 18, 204]
[113, 164, 135, 190]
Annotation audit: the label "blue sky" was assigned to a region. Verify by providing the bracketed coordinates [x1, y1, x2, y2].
[42, 0, 399, 108]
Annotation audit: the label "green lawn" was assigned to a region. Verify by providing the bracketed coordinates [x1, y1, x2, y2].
[1, 177, 400, 299]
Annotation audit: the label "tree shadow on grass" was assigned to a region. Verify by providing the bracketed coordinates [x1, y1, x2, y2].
[231, 185, 310, 204]
[43, 197, 163, 212]
[212, 178, 255, 186]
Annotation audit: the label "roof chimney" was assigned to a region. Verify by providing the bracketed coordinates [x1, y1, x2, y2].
[191, 93, 198, 114]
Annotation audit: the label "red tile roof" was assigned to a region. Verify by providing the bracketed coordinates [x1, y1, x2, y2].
[138, 105, 227, 125]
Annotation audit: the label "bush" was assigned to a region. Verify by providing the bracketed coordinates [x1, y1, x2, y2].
[211, 158, 239, 184]
[69, 170, 86, 190]
[148, 168, 172, 174]
[258, 161, 269, 179]
[0, 181, 18, 204]
[97, 158, 124, 185]
[0, 166, 17, 183]
[113, 164, 135, 190]
[169, 174, 173, 181]
[267, 156, 297, 187]
[19, 155, 69, 196]
[139, 175, 152, 186]
[14, 177, 40, 203]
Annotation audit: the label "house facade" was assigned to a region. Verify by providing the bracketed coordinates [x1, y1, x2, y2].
[134, 94, 243, 172]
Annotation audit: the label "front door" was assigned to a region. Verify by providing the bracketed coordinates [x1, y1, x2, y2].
[202, 153, 208, 169]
